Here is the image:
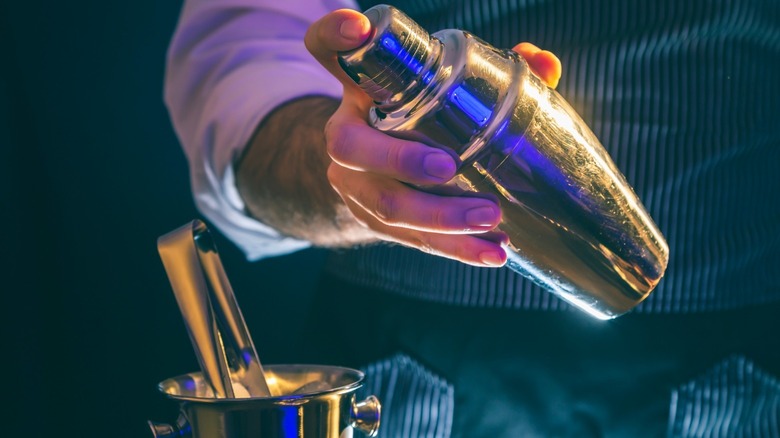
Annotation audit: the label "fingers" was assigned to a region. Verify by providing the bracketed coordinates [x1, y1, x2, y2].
[329, 165, 501, 233]
[341, 196, 507, 267]
[325, 127, 505, 266]
[305, 9, 372, 97]
[512, 42, 562, 88]
[306, 10, 510, 267]
[325, 119, 457, 185]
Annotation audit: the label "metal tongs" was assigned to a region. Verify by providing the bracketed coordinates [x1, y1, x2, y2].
[157, 220, 271, 398]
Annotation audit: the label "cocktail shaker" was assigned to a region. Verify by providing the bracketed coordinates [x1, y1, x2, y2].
[338, 5, 669, 319]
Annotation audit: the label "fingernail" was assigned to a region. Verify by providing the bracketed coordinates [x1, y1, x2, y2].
[479, 251, 506, 267]
[340, 17, 369, 40]
[423, 153, 456, 180]
[465, 206, 498, 227]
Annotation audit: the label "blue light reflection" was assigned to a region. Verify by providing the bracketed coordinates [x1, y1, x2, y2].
[450, 85, 491, 127]
[379, 34, 430, 83]
[241, 350, 253, 366]
[281, 405, 300, 437]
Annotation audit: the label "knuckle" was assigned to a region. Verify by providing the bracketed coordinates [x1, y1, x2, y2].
[385, 140, 417, 175]
[326, 162, 343, 186]
[384, 141, 403, 173]
[373, 189, 398, 222]
[324, 120, 352, 160]
[432, 207, 450, 229]
[410, 234, 435, 255]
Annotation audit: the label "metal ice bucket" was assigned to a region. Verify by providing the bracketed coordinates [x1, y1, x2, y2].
[150, 365, 380, 438]
[148, 220, 381, 437]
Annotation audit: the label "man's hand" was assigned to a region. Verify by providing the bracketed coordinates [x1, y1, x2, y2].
[303, 9, 562, 267]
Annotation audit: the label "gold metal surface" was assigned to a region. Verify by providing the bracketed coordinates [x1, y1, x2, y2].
[151, 365, 381, 438]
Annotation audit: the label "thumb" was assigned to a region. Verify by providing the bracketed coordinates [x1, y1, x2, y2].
[305, 9, 372, 93]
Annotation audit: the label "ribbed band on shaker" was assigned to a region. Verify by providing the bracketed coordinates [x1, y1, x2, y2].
[338, 5, 434, 101]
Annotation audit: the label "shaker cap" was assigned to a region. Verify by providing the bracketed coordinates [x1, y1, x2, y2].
[338, 5, 435, 102]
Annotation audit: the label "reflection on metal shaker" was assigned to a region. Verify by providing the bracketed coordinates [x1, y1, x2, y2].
[338, 4, 669, 319]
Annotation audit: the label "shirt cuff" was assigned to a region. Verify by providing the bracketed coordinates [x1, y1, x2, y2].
[192, 63, 342, 260]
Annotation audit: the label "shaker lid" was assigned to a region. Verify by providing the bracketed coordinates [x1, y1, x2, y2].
[338, 4, 435, 102]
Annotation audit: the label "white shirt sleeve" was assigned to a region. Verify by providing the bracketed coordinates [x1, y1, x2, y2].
[164, 0, 358, 261]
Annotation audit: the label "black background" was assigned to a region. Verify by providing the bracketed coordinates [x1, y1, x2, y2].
[2, 1, 326, 436]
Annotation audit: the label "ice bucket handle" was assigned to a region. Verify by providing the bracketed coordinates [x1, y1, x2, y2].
[352, 395, 382, 437]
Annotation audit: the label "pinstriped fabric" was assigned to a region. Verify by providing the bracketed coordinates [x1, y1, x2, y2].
[668, 355, 780, 437]
[329, 0, 780, 313]
[325, 245, 570, 311]
[358, 353, 454, 438]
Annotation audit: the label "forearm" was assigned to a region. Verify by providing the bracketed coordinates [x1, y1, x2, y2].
[235, 96, 377, 247]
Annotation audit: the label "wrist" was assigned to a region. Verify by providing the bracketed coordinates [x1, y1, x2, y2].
[235, 96, 376, 247]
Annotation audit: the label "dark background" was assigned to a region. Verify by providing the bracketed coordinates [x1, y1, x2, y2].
[2, 1, 326, 436]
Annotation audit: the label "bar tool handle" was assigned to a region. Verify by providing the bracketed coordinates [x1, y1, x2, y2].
[157, 220, 271, 398]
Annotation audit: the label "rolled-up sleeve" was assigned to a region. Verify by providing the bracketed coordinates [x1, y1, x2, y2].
[164, 0, 357, 260]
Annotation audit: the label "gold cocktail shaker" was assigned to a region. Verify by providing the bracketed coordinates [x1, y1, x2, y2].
[338, 5, 669, 319]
